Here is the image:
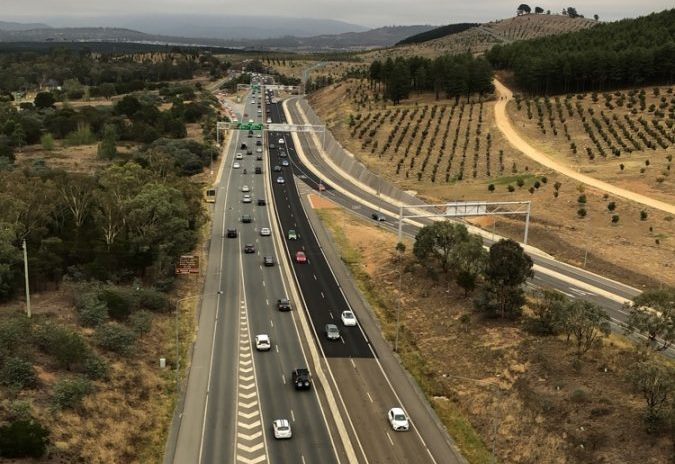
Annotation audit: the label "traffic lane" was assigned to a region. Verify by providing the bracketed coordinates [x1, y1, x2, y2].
[270, 150, 374, 359]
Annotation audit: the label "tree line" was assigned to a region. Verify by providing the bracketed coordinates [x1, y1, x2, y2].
[368, 54, 494, 104]
[487, 8, 675, 94]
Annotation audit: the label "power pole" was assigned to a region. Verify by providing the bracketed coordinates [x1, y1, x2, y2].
[22, 239, 31, 318]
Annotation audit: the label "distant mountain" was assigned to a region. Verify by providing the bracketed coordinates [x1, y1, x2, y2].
[396, 23, 479, 45]
[41, 14, 368, 40]
[0, 20, 51, 31]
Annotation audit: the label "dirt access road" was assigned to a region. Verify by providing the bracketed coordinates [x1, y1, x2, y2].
[493, 79, 675, 215]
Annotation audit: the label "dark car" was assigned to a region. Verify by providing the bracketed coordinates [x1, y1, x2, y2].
[263, 256, 275, 267]
[240, 143, 247, 149]
[255, 166, 262, 174]
[277, 298, 291, 311]
[241, 214, 252, 223]
[244, 243, 255, 253]
[371, 213, 386, 222]
[256, 140, 262, 146]
[257, 198, 266, 206]
[270, 143, 276, 150]
[279, 151, 287, 158]
[291, 368, 312, 390]
[226, 228, 238, 238]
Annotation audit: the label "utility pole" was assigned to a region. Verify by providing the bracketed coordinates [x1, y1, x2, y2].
[22, 239, 31, 318]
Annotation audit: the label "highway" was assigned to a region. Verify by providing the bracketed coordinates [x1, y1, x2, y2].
[267, 98, 465, 464]
[279, 96, 675, 358]
[170, 84, 341, 464]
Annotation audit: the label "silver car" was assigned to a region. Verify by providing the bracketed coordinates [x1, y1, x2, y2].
[325, 323, 340, 341]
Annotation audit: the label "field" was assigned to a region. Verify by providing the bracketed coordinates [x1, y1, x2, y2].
[508, 87, 675, 204]
[365, 14, 597, 61]
[315, 202, 674, 464]
[309, 79, 675, 287]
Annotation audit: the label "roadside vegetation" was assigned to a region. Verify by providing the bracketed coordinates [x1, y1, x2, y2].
[0, 46, 226, 461]
[316, 202, 674, 464]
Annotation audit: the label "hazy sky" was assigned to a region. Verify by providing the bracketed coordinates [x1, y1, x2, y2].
[2, 1, 673, 27]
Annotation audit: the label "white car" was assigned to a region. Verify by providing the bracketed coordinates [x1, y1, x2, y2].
[248, 119, 254, 123]
[276, 177, 285, 184]
[266, 117, 272, 124]
[255, 334, 271, 351]
[387, 407, 410, 431]
[241, 185, 250, 192]
[256, 147, 263, 153]
[233, 162, 241, 169]
[256, 133, 262, 139]
[260, 227, 271, 236]
[272, 419, 292, 439]
[235, 153, 243, 159]
[278, 138, 285, 145]
[257, 109, 262, 114]
[341, 310, 357, 326]
[242, 194, 252, 203]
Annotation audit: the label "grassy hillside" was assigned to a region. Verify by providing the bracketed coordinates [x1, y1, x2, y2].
[367, 14, 597, 61]
[396, 23, 479, 46]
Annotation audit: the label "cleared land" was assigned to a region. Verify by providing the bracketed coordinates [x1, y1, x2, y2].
[315, 201, 674, 464]
[310, 79, 675, 287]
[366, 14, 597, 60]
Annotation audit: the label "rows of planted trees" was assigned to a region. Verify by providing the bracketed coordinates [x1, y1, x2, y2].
[487, 8, 675, 94]
[513, 87, 674, 182]
[368, 54, 494, 104]
[348, 99, 513, 183]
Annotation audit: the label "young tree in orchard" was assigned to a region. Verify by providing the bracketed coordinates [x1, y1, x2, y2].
[517, 4, 531, 15]
[625, 287, 674, 351]
[474, 239, 533, 318]
[534, 6, 544, 14]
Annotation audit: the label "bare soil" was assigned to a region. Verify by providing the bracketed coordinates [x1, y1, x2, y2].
[309, 80, 675, 288]
[315, 204, 674, 464]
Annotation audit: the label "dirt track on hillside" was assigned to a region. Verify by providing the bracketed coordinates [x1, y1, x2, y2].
[493, 79, 675, 215]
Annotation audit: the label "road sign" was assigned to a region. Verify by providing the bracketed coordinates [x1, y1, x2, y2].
[176, 255, 200, 275]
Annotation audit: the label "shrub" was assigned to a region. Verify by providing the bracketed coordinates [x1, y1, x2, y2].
[64, 123, 96, 146]
[40, 133, 55, 151]
[95, 323, 137, 356]
[640, 210, 648, 221]
[52, 376, 92, 410]
[138, 288, 170, 312]
[612, 214, 620, 224]
[516, 177, 525, 188]
[0, 317, 32, 361]
[577, 194, 587, 204]
[130, 310, 153, 337]
[507, 184, 515, 192]
[488, 183, 495, 192]
[0, 357, 37, 390]
[0, 419, 49, 458]
[99, 287, 137, 321]
[83, 355, 108, 381]
[74, 293, 108, 327]
[607, 202, 616, 212]
[577, 208, 587, 218]
[570, 389, 589, 403]
[35, 324, 90, 371]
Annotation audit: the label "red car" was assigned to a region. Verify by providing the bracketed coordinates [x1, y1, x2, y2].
[295, 251, 307, 263]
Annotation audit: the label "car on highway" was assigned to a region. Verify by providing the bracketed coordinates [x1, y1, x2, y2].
[341, 311, 357, 326]
[256, 154, 263, 161]
[256, 147, 263, 153]
[242, 194, 252, 203]
[277, 298, 291, 311]
[240, 143, 247, 149]
[278, 138, 285, 145]
[255, 334, 271, 351]
[281, 159, 290, 167]
[257, 198, 266, 206]
[260, 227, 271, 236]
[255, 166, 262, 174]
[292, 368, 312, 390]
[233, 162, 241, 169]
[263, 256, 275, 267]
[226, 228, 238, 238]
[244, 243, 256, 253]
[266, 117, 272, 124]
[276, 176, 285, 184]
[256, 133, 262, 138]
[371, 213, 386, 221]
[387, 407, 410, 431]
[325, 323, 340, 340]
[273, 165, 282, 172]
[235, 152, 243, 159]
[287, 229, 297, 240]
[256, 140, 262, 146]
[272, 419, 292, 439]
[295, 251, 307, 263]
[241, 185, 250, 192]
[257, 109, 262, 114]
[279, 151, 287, 158]
[269, 143, 276, 149]
[246, 149, 252, 155]
[241, 214, 252, 223]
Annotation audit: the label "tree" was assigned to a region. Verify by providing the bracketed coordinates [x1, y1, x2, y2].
[0, 419, 49, 458]
[413, 221, 475, 275]
[517, 4, 532, 15]
[474, 239, 533, 318]
[57, 173, 95, 229]
[0, 224, 22, 301]
[629, 359, 675, 432]
[97, 124, 118, 160]
[625, 288, 675, 351]
[33, 92, 55, 110]
[567, 7, 580, 18]
[594, 14, 599, 21]
[534, 6, 544, 14]
[563, 300, 611, 356]
[529, 289, 569, 335]
[114, 95, 142, 118]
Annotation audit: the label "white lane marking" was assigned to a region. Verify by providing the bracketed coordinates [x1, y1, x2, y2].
[321, 291, 325, 298]
[386, 432, 394, 446]
[350, 359, 356, 369]
[366, 391, 373, 403]
[313, 274, 317, 280]
[291, 409, 295, 422]
[281, 374, 286, 384]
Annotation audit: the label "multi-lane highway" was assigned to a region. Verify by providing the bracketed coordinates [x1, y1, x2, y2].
[170, 85, 341, 464]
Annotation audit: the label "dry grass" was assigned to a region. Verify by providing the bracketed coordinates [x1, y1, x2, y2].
[310, 79, 675, 288]
[315, 205, 674, 464]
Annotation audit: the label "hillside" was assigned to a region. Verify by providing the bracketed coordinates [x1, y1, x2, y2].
[396, 23, 479, 45]
[367, 14, 597, 60]
[0, 20, 51, 31]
